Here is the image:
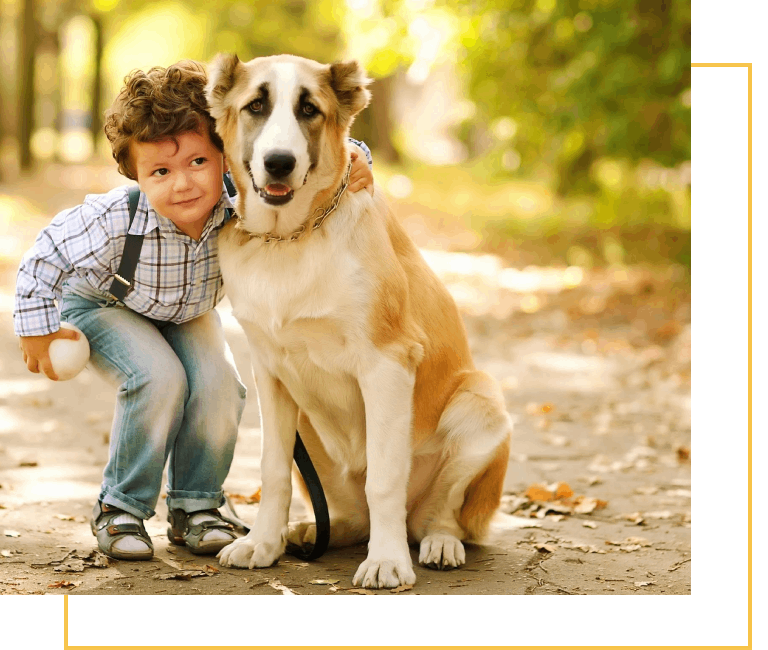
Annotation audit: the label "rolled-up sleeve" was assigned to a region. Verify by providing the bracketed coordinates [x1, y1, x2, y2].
[14, 203, 113, 336]
[347, 138, 373, 169]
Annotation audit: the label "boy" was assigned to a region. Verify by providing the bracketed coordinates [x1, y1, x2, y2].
[14, 60, 374, 560]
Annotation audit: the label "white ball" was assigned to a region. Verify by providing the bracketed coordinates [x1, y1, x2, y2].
[48, 322, 90, 381]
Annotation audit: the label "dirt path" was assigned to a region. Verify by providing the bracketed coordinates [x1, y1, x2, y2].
[0, 164, 690, 596]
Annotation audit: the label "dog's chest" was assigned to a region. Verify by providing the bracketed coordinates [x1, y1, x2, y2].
[220, 228, 371, 374]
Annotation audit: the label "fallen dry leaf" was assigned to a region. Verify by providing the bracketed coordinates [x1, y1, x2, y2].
[156, 570, 208, 580]
[3, 530, 20, 538]
[574, 496, 608, 514]
[554, 482, 574, 499]
[227, 488, 261, 504]
[310, 579, 339, 585]
[618, 512, 645, 525]
[55, 560, 85, 573]
[48, 580, 81, 589]
[268, 578, 298, 595]
[676, 446, 690, 462]
[390, 585, 413, 593]
[634, 581, 655, 587]
[525, 484, 554, 501]
[582, 522, 597, 529]
[560, 541, 606, 554]
[535, 544, 556, 554]
[347, 588, 375, 595]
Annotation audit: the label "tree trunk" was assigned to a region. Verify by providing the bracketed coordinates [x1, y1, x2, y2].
[351, 73, 401, 165]
[90, 13, 103, 153]
[0, 3, 5, 181]
[17, 0, 37, 172]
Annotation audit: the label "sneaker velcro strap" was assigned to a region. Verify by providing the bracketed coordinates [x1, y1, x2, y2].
[107, 523, 143, 536]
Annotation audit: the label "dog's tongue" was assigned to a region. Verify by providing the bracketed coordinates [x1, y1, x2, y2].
[265, 184, 291, 196]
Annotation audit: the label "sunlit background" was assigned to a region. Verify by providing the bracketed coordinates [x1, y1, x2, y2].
[0, 0, 693, 598]
[0, 0, 690, 275]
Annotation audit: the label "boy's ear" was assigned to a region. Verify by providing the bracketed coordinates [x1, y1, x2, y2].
[206, 53, 241, 122]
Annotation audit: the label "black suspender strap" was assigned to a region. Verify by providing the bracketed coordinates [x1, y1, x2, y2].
[223, 173, 236, 198]
[109, 186, 143, 301]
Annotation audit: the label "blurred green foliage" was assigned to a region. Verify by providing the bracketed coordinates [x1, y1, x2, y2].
[4, 0, 691, 267]
[449, 0, 690, 196]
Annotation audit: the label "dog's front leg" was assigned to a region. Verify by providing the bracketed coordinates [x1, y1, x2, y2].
[353, 354, 417, 588]
[218, 369, 297, 569]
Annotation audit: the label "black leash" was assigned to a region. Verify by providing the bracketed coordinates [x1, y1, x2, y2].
[110, 178, 331, 561]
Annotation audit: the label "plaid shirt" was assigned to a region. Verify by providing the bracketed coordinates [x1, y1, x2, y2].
[14, 140, 372, 337]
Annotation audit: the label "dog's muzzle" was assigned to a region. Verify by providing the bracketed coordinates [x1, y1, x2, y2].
[243, 151, 296, 206]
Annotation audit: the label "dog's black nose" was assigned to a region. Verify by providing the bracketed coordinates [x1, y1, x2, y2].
[264, 151, 296, 178]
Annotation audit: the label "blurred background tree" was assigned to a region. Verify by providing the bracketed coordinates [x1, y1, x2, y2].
[0, 0, 691, 268]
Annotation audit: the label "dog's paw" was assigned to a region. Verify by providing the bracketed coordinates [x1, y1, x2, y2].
[419, 533, 465, 570]
[217, 535, 283, 569]
[287, 521, 316, 547]
[352, 556, 416, 589]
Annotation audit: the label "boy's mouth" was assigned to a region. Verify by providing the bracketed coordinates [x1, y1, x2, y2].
[175, 196, 201, 206]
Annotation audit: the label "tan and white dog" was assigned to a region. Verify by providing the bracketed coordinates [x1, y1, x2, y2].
[206, 53, 512, 589]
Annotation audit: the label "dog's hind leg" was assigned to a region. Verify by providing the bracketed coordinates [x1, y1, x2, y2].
[288, 412, 370, 549]
[409, 370, 512, 570]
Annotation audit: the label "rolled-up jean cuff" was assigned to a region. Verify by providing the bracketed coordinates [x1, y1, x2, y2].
[100, 487, 154, 520]
[166, 489, 225, 513]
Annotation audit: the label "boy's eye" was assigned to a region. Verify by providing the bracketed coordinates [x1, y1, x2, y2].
[152, 168, 169, 177]
[192, 157, 207, 166]
[302, 103, 318, 117]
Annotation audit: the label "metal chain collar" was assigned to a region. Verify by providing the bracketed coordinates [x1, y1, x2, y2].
[238, 162, 353, 243]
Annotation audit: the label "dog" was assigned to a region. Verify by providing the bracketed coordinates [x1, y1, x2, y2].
[205, 53, 513, 589]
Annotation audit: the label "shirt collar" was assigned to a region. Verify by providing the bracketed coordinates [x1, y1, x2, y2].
[131, 182, 237, 241]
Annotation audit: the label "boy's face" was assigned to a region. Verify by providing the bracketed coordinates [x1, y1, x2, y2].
[132, 130, 227, 239]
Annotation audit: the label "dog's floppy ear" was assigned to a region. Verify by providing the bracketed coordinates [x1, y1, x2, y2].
[206, 53, 241, 121]
[329, 60, 371, 127]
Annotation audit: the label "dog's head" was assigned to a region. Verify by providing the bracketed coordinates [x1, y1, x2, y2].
[206, 54, 371, 208]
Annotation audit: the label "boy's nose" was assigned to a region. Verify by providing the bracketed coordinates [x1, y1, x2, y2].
[174, 172, 193, 191]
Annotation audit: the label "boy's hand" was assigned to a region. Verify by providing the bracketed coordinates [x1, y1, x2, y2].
[19, 328, 81, 381]
[349, 146, 374, 196]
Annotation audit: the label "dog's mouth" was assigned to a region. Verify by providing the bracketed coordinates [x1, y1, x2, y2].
[258, 183, 294, 206]
[245, 161, 296, 206]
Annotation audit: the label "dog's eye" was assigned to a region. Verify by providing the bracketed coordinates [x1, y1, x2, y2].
[248, 100, 263, 114]
[302, 103, 318, 117]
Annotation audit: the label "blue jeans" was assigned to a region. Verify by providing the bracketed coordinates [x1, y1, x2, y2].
[61, 279, 246, 520]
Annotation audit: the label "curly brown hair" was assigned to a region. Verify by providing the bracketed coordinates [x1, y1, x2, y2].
[104, 60, 224, 180]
